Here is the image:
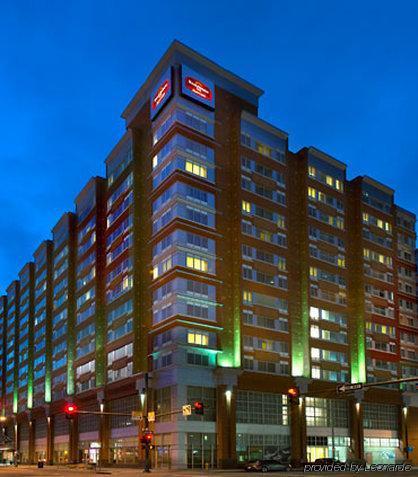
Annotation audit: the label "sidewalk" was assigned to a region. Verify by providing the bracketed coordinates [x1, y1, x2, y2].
[0, 464, 246, 475]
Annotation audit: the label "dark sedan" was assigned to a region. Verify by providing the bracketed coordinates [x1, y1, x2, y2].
[314, 458, 341, 465]
[245, 459, 292, 472]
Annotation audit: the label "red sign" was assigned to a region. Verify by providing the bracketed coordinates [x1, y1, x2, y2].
[184, 76, 213, 101]
[152, 79, 171, 110]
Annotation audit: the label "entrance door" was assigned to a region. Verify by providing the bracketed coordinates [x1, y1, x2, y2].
[307, 446, 328, 462]
[88, 449, 99, 464]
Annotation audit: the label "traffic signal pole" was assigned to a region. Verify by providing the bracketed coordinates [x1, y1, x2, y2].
[61, 398, 201, 472]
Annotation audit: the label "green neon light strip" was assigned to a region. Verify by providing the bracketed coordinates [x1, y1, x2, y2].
[351, 318, 366, 383]
[292, 275, 310, 378]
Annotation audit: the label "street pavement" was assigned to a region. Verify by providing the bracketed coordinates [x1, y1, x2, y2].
[1, 465, 418, 477]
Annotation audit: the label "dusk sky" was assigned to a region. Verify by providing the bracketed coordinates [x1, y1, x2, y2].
[1, 0, 418, 293]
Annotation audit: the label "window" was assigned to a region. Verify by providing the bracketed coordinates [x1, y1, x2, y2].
[187, 351, 209, 366]
[187, 331, 209, 346]
[185, 160, 207, 178]
[237, 390, 288, 425]
[242, 200, 251, 213]
[186, 255, 208, 272]
[363, 403, 398, 430]
[305, 397, 348, 427]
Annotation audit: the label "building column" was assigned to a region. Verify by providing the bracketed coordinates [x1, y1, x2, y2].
[400, 405, 408, 461]
[28, 418, 35, 464]
[404, 404, 418, 465]
[69, 415, 78, 463]
[98, 392, 109, 466]
[290, 377, 309, 465]
[349, 393, 364, 461]
[13, 416, 18, 459]
[216, 384, 236, 468]
[214, 368, 240, 469]
[46, 415, 53, 465]
[290, 398, 306, 466]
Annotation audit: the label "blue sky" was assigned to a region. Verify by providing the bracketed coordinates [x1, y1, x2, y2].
[1, 0, 418, 292]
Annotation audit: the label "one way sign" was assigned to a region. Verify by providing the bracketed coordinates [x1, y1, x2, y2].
[337, 382, 363, 394]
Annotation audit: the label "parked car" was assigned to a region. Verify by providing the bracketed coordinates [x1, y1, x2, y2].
[245, 459, 292, 472]
[314, 458, 341, 465]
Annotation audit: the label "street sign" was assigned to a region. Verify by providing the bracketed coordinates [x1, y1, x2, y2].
[337, 383, 363, 394]
[147, 411, 156, 422]
[131, 411, 143, 421]
[182, 404, 192, 416]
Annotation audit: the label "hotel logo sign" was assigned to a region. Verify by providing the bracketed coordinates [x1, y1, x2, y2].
[181, 65, 215, 109]
[150, 67, 173, 119]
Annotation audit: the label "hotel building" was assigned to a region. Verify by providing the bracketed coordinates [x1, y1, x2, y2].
[0, 41, 417, 468]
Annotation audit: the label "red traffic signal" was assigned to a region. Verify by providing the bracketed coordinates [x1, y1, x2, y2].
[64, 402, 78, 419]
[287, 387, 300, 404]
[193, 401, 204, 415]
[141, 431, 153, 444]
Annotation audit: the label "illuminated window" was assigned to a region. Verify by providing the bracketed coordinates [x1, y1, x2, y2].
[152, 156, 158, 169]
[308, 166, 316, 177]
[311, 366, 321, 379]
[311, 348, 320, 360]
[310, 325, 320, 338]
[277, 215, 286, 229]
[259, 230, 271, 242]
[338, 257, 345, 268]
[242, 201, 251, 213]
[335, 180, 342, 191]
[257, 143, 271, 157]
[310, 307, 319, 320]
[186, 255, 208, 272]
[185, 160, 207, 178]
[308, 187, 316, 199]
[309, 267, 318, 278]
[363, 248, 370, 259]
[187, 331, 209, 346]
[326, 175, 333, 187]
[363, 212, 369, 223]
[122, 276, 132, 290]
[243, 290, 252, 304]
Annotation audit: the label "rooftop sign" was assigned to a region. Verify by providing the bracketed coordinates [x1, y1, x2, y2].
[150, 67, 173, 120]
[181, 65, 215, 109]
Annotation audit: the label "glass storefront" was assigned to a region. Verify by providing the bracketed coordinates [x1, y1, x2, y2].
[0, 449, 14, 465]
[364, 438, 401, 464]
[306, 436, 350, 462]
[236, 433, 290, 463]
[19, 440, 29, 463]
[109, 437, 139, 465]
[153, 433, 172, 469]
[78, 440, 101, 464]
[186, 433, 216, 469]
[53, 442, 69, 464]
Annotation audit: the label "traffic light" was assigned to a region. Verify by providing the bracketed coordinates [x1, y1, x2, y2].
[64, 402, 78, 419]
[193, 401, 204, 415]
[287, 386, 300, 405]
[140, 431, 153, 445]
